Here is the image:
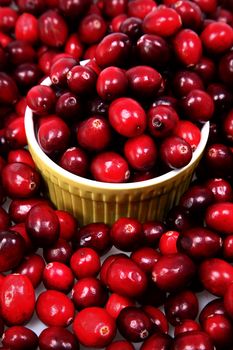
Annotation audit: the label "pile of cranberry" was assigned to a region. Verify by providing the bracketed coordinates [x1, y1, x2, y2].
[0, 0, 233, 349]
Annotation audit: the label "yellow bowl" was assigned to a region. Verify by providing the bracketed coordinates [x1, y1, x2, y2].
[25, 76, 210, 225]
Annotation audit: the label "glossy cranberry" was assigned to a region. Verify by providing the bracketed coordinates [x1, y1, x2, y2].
[111, 13, 127, 32]
[74, 223, 111, 255]
[6, 40, 35, 65]
[223, 236, 233, 261]
[173, 29, 202, 66]
[100, 254, 126, 285]
[38, 10, 68, 47]
[143, 6, 182, 37]
[70, 247, 100, 279]
[78, 14, 106, 44]
[206, 178, 233, 202]
[10, 223, 34, 253]
[15, 13, 38, 44]
[43, 238, 72, 264]
[120, 17, 142, 41]
[201, 22, 233, 54]
[58, 0, 91, 17]
[180, 185, 214, 215]
[95, 33, 131, 67]
[173, 0, 203, 30]
[2, 326, 38, 349]
[39, 327, 79, 350]
[205, 143, 233, 177]
[131, 247, 160, 274]
[56, 92, 81, 120]
[67, 65, 97, 95]
[110, 217, 143, 251]
[105, 292, 135, 319]
[0, 7, 18, 32]
[159, 231, 179, 255]
[143, 220, 166, 246]
[173, 331, 214, 350]
[7, 150, 34, 169]
[97, 67, 128, 101]
[26, 204, 59, 247]
[0, 230, 25, 272]
[107, 257, 147, 298]
[137, 34, 170, 67]
[0, 31, 12, 48]
[143, 305, 168, 334]
[26, 85, 56, 115]
[91, 151, 130, 183]
[205, 202, 233, 235]
[38, 115, 70, 156]
[182, 89, 214, 122]
[38, 50, 57, 75]
[9, 198, 50, 223]
[43, 262, 74, 293]
[50, 57, 77, 86]
[199, 258, 233, 296]
[0, 72, 18, 105]
[126, 66, 161, 98]
[147, 105, 179, 138]
[219, 52, 233, 87]
[59, 147, 88, 177]
[173, 71, 204, 98]
[208, 83, 232, 113]
[85, 96, 109, 116]
[193, 56, 216, 84]
[106, 341, 135, 350]
[14, 253, 45, 288]
[203, 314, 233, 348]
[54, 210, 77, 242]
[36, 290, 74, 327]
[72, 277, 107, 309]
[0, 274, 35, 325]
[140, 333, 173, 350]
[223, 110, 233, 143]
[73, 307, 116, 347]
[160, 136, 192, 169]
[5, 116, 27, 149]
[128, 0, 156, 19]
[103, 0, 127, 17]
[64, 34, 83, 60]
[199, 298, 227, 324]
[175, 319, 201, 336]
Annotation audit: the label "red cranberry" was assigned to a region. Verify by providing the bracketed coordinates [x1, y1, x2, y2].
[39, 327, 79, 350]
[173, 0, 203, 30]
[59, 147, 88, 177]
[159, 230, 179, 255]
[175, 319, 201, 336]
[100, 254, 127, 285]
[9, 198, 50, 223]
[180, 185, 214, 215]
[199, 298, 227, 324]
[173, 331, 214, 350]
[0, 72, 19, 105]
[204, 143, 233, 177]
[37, 115, 70, 156]
[206, 178, 233, 202]
[38, 50, 57, 75]
[120, 17, 143, 41]
[73, 307, 116, 348]
[6, 40, 35, 65]
[97, 67, 128, 101]
[67, 65, 97, 95]
[173, 120, 201, 151]
[207, 83, 232, 113]
[224, 109, 233, 143]
[199, 258, 233, 296]
[182, 89, 214, 122]
[164, 290, 199, 326]
[72, 277, 107, 309]
[55, 210, 77, 242]
[43, 238, 72, 264]
[0, 230, 25, 272]
[152, 253, 196, 292]
[15, 13, 38, 44]
[140, 333, 173, 350]
[95, 33, 131, 67]
[148, 105, 179, 138]
[17, 0, 45, 14]
[50, 57, 77, 86]
[203, 314, 233, 348]
[173, 71, 204, 97]
[58, 0, 91, 18]
[85, 96, 109, 116]
[0, 274, 35, 325]
[78, 14, 107, 44]
[205, 202, 233, 235]
[10, 223, 33, 253]
[8, 149, 35, 168]
[36, 290, 75, 327]
[110, 217, 143, 251]
[14, 253, 45, 288]
[219, 52, 233, 87]
[111, 13, 127, 32]
[201, 22, 233, 53]
[143, 6, 182, 37]
[0, 7, 18, 32]
[65, 33, 83, 60]
[26, 85, 56, 115]
[173, 29, 202, 66]
[103, 0, 127, 17]
[43, 262, 74, 293]
[143, 305, 169, 334]
[91, 151, 130, 183]
[193, 56, 216, 84]
[223, 236, 233, 261]
[26, 204, 59, 247]
[70, 247, 100, 279]
[105, 292, 135, 319]
[107, 257, 148, 298]
[73, 222, 112, 255]
[106, 341, 135, 350]
[38, 10, 68, 47]
[143, 220, 166, 246]
[137, 34, 170, 67]
[5, 116, 27, 149]
[131, 247, 160, 274]
[160, 136, 192, 169]
[2, 326, 38, 349]
[128, 0, 156, 20]
[56, 92, 81, 120]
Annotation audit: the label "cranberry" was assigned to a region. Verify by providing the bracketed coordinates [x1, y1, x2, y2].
[55, 210, 77, 242]
[0, 72, 19, 105]
[72, 277, 107, 309]
[0, 274, 35, 325]
[182, 89, 214, 122]
[58, 0, 91, 18]
[50, 57, 77, 86]
[207, 83, 232, 113]
[0, 7, 18, 32]
[17, 0, 45, 15]
[105, 292, 135, 319]
[39, 327, 79, 350]
[143, 305, 169, 334]
[180, 185, 214, 215]
[37, 115, 70, 156]
[38, 10, 68, 47]
[15, 13, 38, 44]
[36, 290, 74, 327]
[127, 66, 162, 98]
[110, 217, 143, 251]
[70, 247, 100, 279]
[173, 0, 203, 30]
[85, 96, 109, 116]
[223, 110, 233, 143]
[78, 14, 107, 44]
[174, 319, 201, 336]
[206, 178, 233, 202]
[2, 326, 38, 349]
[199, 298, 227, 324]
[203, 314, 233, 348]
[159, 230, 179, 255]
[97, 67, 128, 101]
[107, 257, 147, 298]
[10, 223, 34, 253]
[148, 105, 179, 138]
[173, 120, 201, 151]
[0, 207, 9, 231]
[128, 0, 157, 20]
[65, 33, 83, 60]
[205, 202, 233, 235]
[204, 143, 233, 177]
[106, 341, 135, 350]
[131, 247, 160, 274]
[201, 22, 233, 54]
[143, 6, 182, 37]
[199, 258, 233, 296]
[26, 204, 59, 247]
[9, 198, 50, 223]
[223, 236, 233, 261]
[173, 29, 202, 66]
[111, 14, 127, 32]
[26, 85, 56, 115]
[91, 151, 130, 183]
[120, 17, 143, 41]
[74, 222, 112, 255]
[8, 149, 35, 168]
[43, 262, 74, 293]
[173, 71, 204, 97]
[43, 238, 72, 264]
[100, 254, 126, 285]
[59, 147, 88, 177]
[56, 92, 81, 120]
[73, 307, 116, 348]
[173, 331, 214, 350]
[67, 65, 97, 95]
[193, 56, 216, 84]
[0, 230, 25, 272]
[14, 253, 45, 288]
[219, 52, 233, 87]
[143, 220, 166, 246]
[5, 116, 27, 149]
[103, 0, 127, 17]
[152, 253, 196, 292]
[137, 34, 170, 67]
[6, 40, 35, 66]
[38, 50, 57, 75]
[95, 33, 131, 67]
[160, 136, 192, 169]
[140, 333, 173, 350]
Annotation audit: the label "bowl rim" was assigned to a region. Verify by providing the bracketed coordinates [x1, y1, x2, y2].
[24, 76, 210, 191]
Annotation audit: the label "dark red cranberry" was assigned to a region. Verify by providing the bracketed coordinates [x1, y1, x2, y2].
[55, 92, 81, 120]
[206, 178, 233, 202]
[203, 314, 233, 348]
[0, 230, 25, 272]
[70, 247, 100, 279]
[85, 96, 109, 116]
[201, 22, 233, 54]
[223, 109, 233, 143]
[106, 341, 135, 350]
[73, 309, 115, 349]
[180, 185, 214, 215]
[58, 0, 91, 18]
[14, 63, 41, 87]
[26, 204, 59, 247]
[38, 10, 68, 47]
[6, 40, 35, 65]
[160, 136, 192, 169]
[100, 254, 127, 285]
[67, 65, 97, 95]
[72, 277, 107, 309]
[0, 7, 18, 32]
[140, 333, 173, 350]
[137, 34, 170, 67]
[131, 247, 160, 274]
[143, 305, 169, 334]
[173, 0, 203, 30]
[50, 57, 77, 86]
[199, 298, 227, 325]
[128, 0, 156, 20]
[73, 222, 111, 255]
[95, 33, 131, 67]
[148, 105, 179, 138]
[10, 223, 33, 253]
[0, 72, 19, 105]
[182, 89, 214, 122]
[138, 280, 167, 307]
[65, 33, 83, 61]
[2, 326, 38, 349]
[5, 116, 27, 149]
[38, 50, 57, 75]
[173, 29, 202, 66]
[43, 262, 74, 293]
[78, 14, 107, 44]
[224, 283, 233, 320]
[159, 230, 179, 255]
[39, 327, 79, 350]
[103, 0, 127, 17]
[59, 147, 88, 177]
[193, 56, 216, 84]
[26, 85, 56, 115]
[173, 331, 214, 350]
[199, 258, 233, 296]
[173, 71, 204, 97]
[36, 290, 75, 327]
[127, 66, 162, 98]
[17, 0, 45, 14]
[142, 220, 166, 246]
[14, 253, 45, 288]
[120, 17, 142, 41]
[43, 238, 72, 264]
[15, 13, 39, 44]
[110, 217, 143, 251]
[174, 319, 200, 336]
[219, 52, 233, 87]
[0, 208, 9, 231]
[204, 143, 233, 177]
[223, 236, 233, 261]
[207, 83, 232, 113]
[97, 67, 128, 101]
[105, 292, 135, 319]
[9, 198, 50, 223]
